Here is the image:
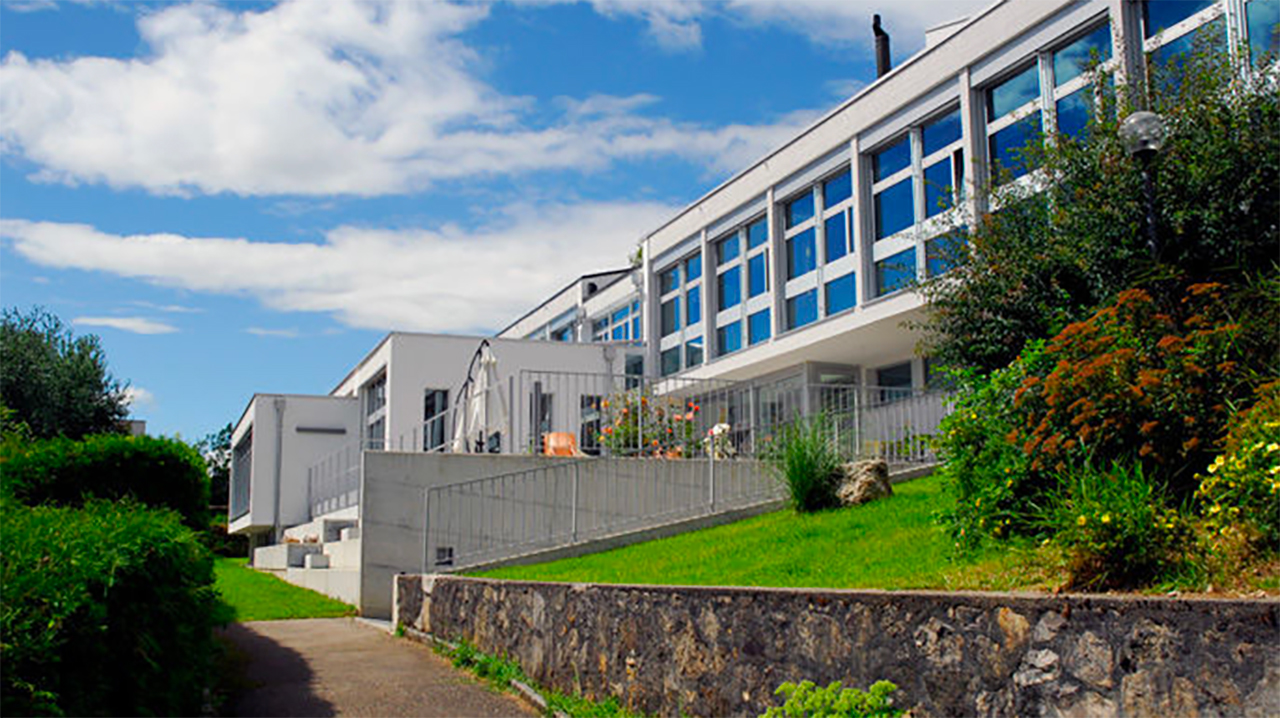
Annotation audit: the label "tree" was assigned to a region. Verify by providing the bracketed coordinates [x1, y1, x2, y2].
[196, 422, 233, 508]
[0, 307, 130, 440]
[919, 42, 1279, 375]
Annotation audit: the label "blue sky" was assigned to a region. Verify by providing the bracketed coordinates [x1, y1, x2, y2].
[0, 0, 986, 441]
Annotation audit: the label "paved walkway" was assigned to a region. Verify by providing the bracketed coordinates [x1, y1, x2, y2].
[221, 618, 538, 717]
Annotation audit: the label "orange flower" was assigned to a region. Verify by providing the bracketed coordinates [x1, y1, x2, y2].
[1140, 420, 1159, 435]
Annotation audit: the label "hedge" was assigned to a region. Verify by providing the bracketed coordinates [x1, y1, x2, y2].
[0, 434, 209, 529]
[0, 498, 220, 716]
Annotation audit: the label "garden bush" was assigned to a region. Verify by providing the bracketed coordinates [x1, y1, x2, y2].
[760, 679, 902, 718]
[1045, 461, 1189, 589]
[1195, 381, 1280, 551]
[0, 433, 209, 528]
[1009, 283, 1259, 499]
[763, 413, 843, 513]
[1, 498, 219, 716]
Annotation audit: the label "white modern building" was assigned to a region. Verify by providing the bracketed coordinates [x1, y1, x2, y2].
[227, 0, 1277, 613]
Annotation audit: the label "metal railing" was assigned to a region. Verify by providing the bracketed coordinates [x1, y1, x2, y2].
[516, 370, 950, 464]
[424, 454, 779, 570]
[308, 441, 361, 519]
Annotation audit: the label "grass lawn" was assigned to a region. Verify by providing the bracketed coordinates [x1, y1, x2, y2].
[214, 557, 356, 621]
[476, 474, 1065, 591]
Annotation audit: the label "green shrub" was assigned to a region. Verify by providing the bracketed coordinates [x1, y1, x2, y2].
[204, 513, 250, 558]
[760, 679, 903, 718]
[1195, 382, 1280, 550]
[1, 433, 209, 528]
[1046, 461, 1189, 589]
[935, 348, 1046, 547]
[764, 413, 844, 513]
[1, 498, 219, 716]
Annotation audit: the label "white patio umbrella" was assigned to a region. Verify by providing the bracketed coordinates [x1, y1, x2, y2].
[450, 340, 510, 453]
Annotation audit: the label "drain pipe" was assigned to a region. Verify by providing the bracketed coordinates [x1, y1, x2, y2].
[873, 14, 891, 78]
[272, 396, 286, 543]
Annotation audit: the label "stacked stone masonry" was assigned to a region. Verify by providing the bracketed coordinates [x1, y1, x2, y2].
[395, 575, 1279, 717]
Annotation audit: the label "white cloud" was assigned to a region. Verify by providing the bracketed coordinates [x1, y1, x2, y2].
[130, 300, 201, 313]
[0, 0, 830, 197]
[2, 203, 677, 333]
[246, 327, 301, 338]
[72, 315, 179, 334]
[122, 385, 156, 408]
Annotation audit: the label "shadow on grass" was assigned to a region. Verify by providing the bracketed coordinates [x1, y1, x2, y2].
[215, 622, 336, 717]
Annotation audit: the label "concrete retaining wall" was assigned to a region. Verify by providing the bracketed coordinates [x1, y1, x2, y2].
[395, 576, 1280, 717]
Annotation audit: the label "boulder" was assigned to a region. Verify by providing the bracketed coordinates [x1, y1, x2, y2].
[836, 459, 892, 506]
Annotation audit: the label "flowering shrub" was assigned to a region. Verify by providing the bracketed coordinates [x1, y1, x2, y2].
[1048, 461, 1189, 589]
[1195, 382, 1280, 549]
[598, 389, 701, 458]
[1010, 283, 1250, 498]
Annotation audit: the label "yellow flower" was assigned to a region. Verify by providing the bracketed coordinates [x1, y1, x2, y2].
[1077, 515, 1087, 526]
[1209, 504, 1221, 514]
[1268, 443, 1279, 452]
[1101, 513, 1111, 524]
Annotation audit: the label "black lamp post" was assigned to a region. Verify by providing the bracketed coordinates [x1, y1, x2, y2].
[1118, 111, 1167, 260]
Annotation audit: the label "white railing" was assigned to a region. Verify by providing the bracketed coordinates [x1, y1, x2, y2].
[308, 442, 361, 519]
[424, 454, 779, 570]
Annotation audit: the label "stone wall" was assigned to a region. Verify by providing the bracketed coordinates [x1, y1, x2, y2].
[395, 575, 1279, 717]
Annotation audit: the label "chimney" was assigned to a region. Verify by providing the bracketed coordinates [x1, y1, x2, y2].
[873, 14, 891, 78]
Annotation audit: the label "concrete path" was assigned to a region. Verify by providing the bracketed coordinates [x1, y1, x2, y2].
[221, 618, 539, 717]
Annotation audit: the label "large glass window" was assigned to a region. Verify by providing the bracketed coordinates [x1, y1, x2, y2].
[874, 180, 914, 239]
[785, 193, 814, 229]
[1055, 24, 1111, 87]
[823, 169, 852, 207]
[685, 337, 704, 368]
[687, 285, 701, 324]
[876, 361, 914, 403]
[786, 289, 818, 330]
[748, 253, 769, 297]
[423, 389, 448, 451]
[748, 309, 771, 345]
[686, 253, 702, 281]
[989, 112, 1041, 182]
[1248, 0, 1280, 65]
[824, 213, 848, 262]
[716, 321, 742, 356]
[660, 297, 681, 336]
[872, 136, 911, 181]
[659, 266, 680, 294]
[825, 272, 856, 316]
[987, 63, 1040, 120]
[1055, 89, 1091, 140]
[923, 159, 957, 218]
[875, 247, 917, 297]
[660, 347, 681, 377]
[927, 232, 967, 277]
[746, 217, 769, 249]
[786, 228, 817, 279]
[716, 234, 740, 265]
[1144, 0, 1216, 38]
[717, 266, 742, 310]
[922, 108, 962, 156]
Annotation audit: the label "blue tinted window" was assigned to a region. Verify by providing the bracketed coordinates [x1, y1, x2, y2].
[716, 234, 740, 265]
[785, 193, 815, 228]
[923, 159, 954, 218]
[787, 228, 817, 279]
[874, 179, 914, 239]
[661, 297, 681, 336]
[717, 266, 742, 311]
[876, 248, 917, 296]
[987, 64, 1040, 120]
[1055, 24, 1112, 86]
[1149, 18, 1224, 96]
[1144, 0, 1216, 38]
[988, 111, 1041, 183]
[659, 266, 679, 294]
[685, 337, 704, 368]
[748, 309, 772, 345]
[686, 253, 702, 281]
[611, 323, 627, 341]
[824, 213, 848, 262]
[922, 108, 962, 156]
[661, 347, 681, 376]
[825, 272, 857, 315]
[1056, 89, 1091, 140]
[927, 232, 967, 277]
[1248, 0, 1280, 64]
[717, 321, 742, 356]
[687, 285, 701, 324]
[786, 290, 818, 330]
[873, 136, 911, 182]
[632, 313, 641, 342]
[611, 305, 630, 324]
[748, 253, 768, 297]
[747, 218, 769, 249]
[823, 169, 852, 207]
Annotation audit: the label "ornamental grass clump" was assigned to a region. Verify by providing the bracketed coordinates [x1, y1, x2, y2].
[764, 413, 844, 513]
